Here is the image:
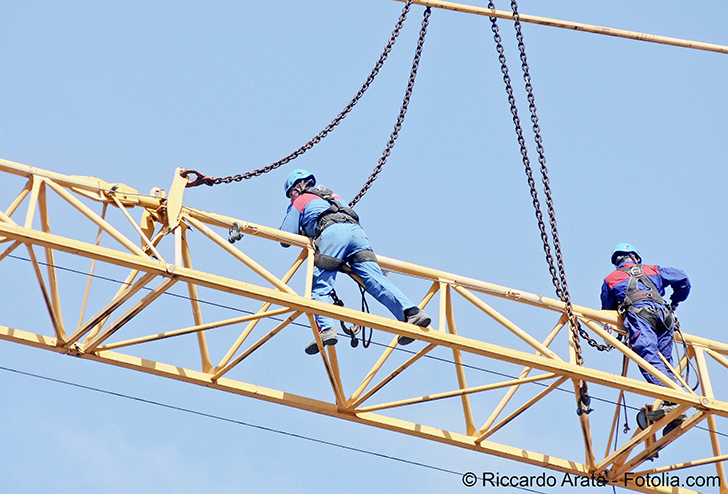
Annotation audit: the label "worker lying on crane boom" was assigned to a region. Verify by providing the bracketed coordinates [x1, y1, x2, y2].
[601, 243, 691, 434]
[279, 169, 431, 355]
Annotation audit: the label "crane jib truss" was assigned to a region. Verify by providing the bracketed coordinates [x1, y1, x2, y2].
[0, 158, 726, 494]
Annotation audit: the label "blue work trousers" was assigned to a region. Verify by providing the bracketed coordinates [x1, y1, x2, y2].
[625, 304, 676, 387]
[312, 223, 415, 331]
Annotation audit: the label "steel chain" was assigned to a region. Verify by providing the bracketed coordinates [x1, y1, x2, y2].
[511, 4, 610, 355]
[349, 7, 431, 208]
[183, 0, 414, 187]
[516, 3, 613, 355]
[488, 1, 611, 364]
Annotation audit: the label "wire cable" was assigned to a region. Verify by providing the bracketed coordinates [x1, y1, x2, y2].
[0, 364, 461, 476]
[0, 363, 553, 494]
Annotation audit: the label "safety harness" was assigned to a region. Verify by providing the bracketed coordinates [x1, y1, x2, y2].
[617, 264, 674, 333]
[301, 186, 378, 272]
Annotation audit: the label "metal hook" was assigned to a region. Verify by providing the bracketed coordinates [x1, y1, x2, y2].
[180, 168, 215, 188]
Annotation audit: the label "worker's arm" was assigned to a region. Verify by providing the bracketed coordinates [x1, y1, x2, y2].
[659, 266, 691, 306]
[279, 205, 300, 248]
[600, 280, 616, 310]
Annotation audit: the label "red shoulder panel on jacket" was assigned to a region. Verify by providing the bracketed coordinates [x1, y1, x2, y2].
[642, 264, 659, 275]
[604, 270, 629, 289]
[292, 193, 320, 213]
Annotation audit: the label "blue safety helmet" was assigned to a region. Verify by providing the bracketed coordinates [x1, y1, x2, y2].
[284, 169, 316, 197]
[611, 243, 641, 266]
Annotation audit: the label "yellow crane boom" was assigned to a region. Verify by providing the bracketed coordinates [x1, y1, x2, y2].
[0, 158, 726, 493]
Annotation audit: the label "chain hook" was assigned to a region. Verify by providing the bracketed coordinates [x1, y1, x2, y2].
[576, 381, 594, 415]
[180, 169, 216, 188]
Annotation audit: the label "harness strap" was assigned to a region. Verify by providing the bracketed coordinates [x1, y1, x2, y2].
[347, 249, 377, 264]
[630, 305, 675, 333]
[619, 264, 666, 307]
[314, 253, 345, 272]
[618, 264, 674, 332]
[314, 249, 378, 272]
[302, 186, 360, 240]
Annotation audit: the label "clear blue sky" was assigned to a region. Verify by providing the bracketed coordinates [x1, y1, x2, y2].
[1, 1, 727, 493]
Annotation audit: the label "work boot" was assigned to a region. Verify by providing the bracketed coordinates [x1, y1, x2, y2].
[305, 327, 338, 355]
[398, 308, 431, 346]
[646, 401, 679, 422]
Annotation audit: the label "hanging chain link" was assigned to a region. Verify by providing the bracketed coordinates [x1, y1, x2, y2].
[488, 1, 611, 365]
[349, 6, 431, 208]
[182, 0, 415, 188]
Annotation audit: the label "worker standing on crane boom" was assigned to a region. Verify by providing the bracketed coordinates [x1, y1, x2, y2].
[279, 169, 431, 355]
[601, 243, 691, 433]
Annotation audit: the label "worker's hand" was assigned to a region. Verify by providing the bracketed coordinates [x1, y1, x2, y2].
[603, 323, 615, 335]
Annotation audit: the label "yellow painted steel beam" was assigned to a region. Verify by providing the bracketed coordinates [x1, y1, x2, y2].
[213, 248, 308, 371]
[347, 338, 399, 406]
[179, 225, 213, 373]
[632, 453, 728, 477]
[0, 158, 163, 209]
[0, 220, 724, 415]
[108, 191, 165, 262]
[394, 0, 728, 55]
[211, 311, 304, 381]
[84, 277, 179, 352]
[77, 203, 107, 331]
[611, 409, 705, 479]
[445, 285, 476, 435]
[475, 376, 570, 442]
[600, 404, 698, 475]
[355, 372, 558, 414]
[24, 243, 65, 343]
[3, 178, 32, 218]
[0, 324, 684, 493]
[65, 272, 158, 347]
[95, 307, 294, 352]
[37, 182, 65, 340]
[350, 342, 437, 409]
[694, 349, 728, 491]
[605, 356, 630, 460]
[0, 240, 21, 263]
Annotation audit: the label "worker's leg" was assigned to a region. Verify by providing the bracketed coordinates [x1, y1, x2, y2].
[626, 314, 676, 386]
[346, 225, 416, 321]
[311, 224, 350, 331]
[655, 307, 676, 370]
[350, 260, 416, 321]
[311, 267, 339, 331]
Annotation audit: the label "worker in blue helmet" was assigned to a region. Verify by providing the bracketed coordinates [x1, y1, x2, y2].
[601, 243, 691, 434]
[280, 169, 431, 355]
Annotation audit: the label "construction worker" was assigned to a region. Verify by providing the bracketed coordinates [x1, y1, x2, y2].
[601, 243, 691, 434]
[280, 169, 431, 355]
